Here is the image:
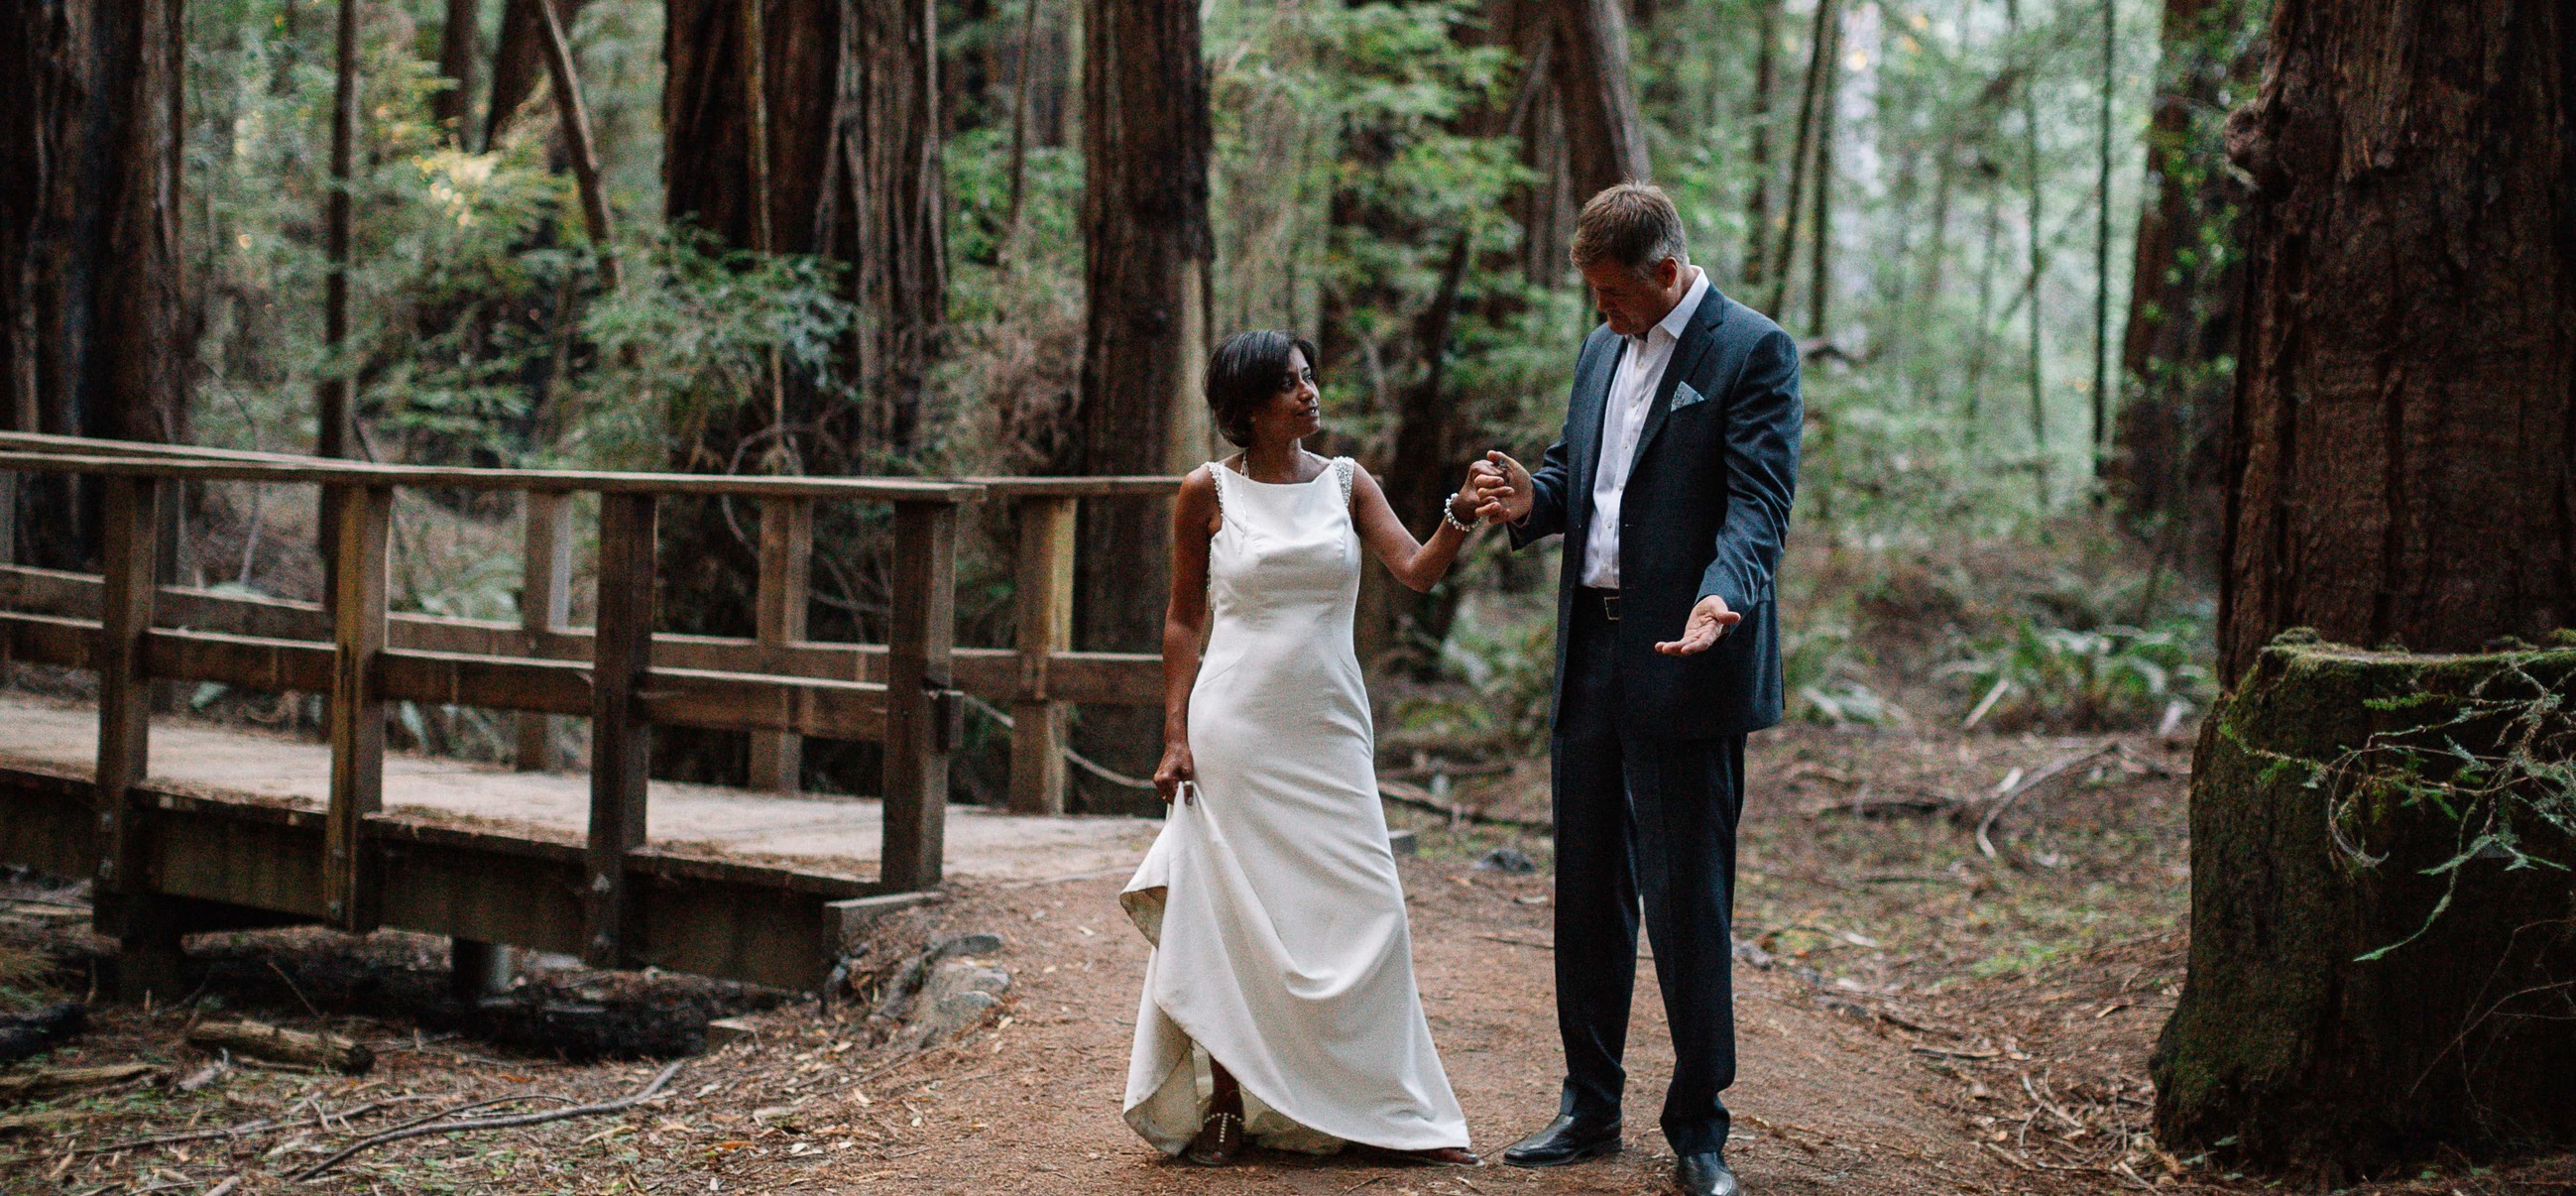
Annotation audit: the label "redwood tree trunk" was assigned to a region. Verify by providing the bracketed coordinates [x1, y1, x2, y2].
[1551, 0, 1651, 195]
[2108, 0, 2261, 570]
[2214, 0, 2576, 682]
[1065, 0, 1211, 656]
[486, 0, 589, 151]
[432, 0, 480, 140]
[1059, 0, 1209, 810]
[657, 0, 946, 783]
[0, 0, 189, 568]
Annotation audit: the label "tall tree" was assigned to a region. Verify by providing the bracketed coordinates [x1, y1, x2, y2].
[486, 0, 589, 151]
[1551, 0, 1650, 194]
[1740, 0, 1780, 289]
[432, 0, 481, 142]
[0, 0, 190, 567]
[2214, 0, 2576, 681]
[1065, 0, 1210, 647]
[663, 0, 946, 465]
[2109, 0, 2261, 565]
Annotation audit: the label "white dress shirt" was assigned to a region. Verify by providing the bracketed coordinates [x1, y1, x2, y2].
[1581, 266, 1709, 589]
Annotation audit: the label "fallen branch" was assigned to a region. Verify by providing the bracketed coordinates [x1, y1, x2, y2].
[187, 1020, 373, 1075]
[1974, 743, 2119, 858]
[1377, 779, 1549, 831]
[291, 1060, 682, 1182]
[0, 1063, 163, 1104]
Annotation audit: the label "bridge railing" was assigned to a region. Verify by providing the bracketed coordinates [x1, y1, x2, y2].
[0, 436, 1169, 996]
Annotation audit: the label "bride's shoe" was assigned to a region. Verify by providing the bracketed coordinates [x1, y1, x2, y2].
[1184, 1109, 1245, 1166]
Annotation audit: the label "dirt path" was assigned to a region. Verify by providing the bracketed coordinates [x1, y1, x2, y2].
[10, 717, 2576, 1193]
[817, 868, 2023, 1195]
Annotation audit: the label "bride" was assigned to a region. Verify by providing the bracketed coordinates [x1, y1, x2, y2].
[1119, 330, 1507, 1166]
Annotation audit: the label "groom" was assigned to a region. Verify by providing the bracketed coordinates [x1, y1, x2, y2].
[1475, 183, 1800, 1196]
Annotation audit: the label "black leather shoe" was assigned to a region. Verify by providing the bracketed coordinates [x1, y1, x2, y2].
[1676, 1151, 1740, 1196]
[1499, 1115, 1620, 1167]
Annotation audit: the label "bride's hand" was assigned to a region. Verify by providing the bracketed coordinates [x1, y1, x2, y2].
[1153, 742, 1196, 805]
[1463, 461, 1514, 526]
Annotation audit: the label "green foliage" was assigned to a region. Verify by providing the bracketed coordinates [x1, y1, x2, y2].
[2253, 658, 2576, 961]
[569, 229, 857, 471]
[1942, 618, 2211, 732]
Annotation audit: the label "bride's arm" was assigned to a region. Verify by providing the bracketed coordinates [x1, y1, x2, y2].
[1152, 468, 1221, 804]
[1349, 462, 1488, 593]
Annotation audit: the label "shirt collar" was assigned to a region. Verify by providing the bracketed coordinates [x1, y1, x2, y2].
[1630, 266, 1709, 348]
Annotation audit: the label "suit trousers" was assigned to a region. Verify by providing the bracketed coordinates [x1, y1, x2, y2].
[1549, 590, 1746, 1156]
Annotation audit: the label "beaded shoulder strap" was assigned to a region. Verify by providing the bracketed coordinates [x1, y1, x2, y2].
[1333, 456, 1355, 509]
[1204, 461, 1230, 529]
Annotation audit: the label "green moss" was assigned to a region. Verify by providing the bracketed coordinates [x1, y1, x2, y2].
[2154, 641, 2576, 1171]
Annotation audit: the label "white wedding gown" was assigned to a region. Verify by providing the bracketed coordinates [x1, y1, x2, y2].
[1119, 456, 1470, 1156]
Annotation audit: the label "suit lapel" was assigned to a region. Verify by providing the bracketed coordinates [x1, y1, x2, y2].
[1622, 287, 1729, 480]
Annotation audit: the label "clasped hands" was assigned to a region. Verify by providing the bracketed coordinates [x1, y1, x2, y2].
[1465, 451, 1739, 657]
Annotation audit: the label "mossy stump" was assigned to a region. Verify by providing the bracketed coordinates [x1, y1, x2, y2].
[2152, 637, 2576, 1180]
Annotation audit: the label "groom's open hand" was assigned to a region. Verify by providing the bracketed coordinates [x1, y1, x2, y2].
[1655, 595, 1742, 656]
[1471, 451, 1534, 525]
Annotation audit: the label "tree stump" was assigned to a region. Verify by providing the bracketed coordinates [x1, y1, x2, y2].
[2153, 635, 2576, 1178]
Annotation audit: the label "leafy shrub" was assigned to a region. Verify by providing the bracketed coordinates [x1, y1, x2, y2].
[1941, 618, 2213, 732]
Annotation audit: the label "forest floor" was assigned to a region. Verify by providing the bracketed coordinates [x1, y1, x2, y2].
[6, 721, 2575, 1194]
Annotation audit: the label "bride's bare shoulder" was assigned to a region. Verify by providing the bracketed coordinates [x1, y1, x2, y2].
[1175, 465, 1222, 535]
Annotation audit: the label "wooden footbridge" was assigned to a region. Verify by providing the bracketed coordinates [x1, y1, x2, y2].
[0, 433, 1171, 997]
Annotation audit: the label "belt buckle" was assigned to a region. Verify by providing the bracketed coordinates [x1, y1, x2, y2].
[1600, 591, 1620, 622]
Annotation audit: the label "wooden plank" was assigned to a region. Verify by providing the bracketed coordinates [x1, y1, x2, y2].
[146, 628, 335, 693]
[1, 562, 1165, 706]
[586, 491, 654, 968]
[964, 476, 1182, 498]
[880, 501, 957, 891]
[1009, 496, 1077, 813]
[325, 484, 392, 932]
[91, 476, 159, 909]
[0, 449, 985, 503]
[748, 497, 811, 791]
[377, 649, 593, 715]
[0, 610, 97, 669]
[517, 490, 574, 771]
[641, 668, 887, 741]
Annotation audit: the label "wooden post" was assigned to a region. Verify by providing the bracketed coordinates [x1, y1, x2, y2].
[880, 501, 956, 891]
[586, 492, 655, 968]
[96, 475, 187, 1001]
[92, 475, 161, 914]
[325, 484, 392, 933]
[1008, 496, 1076, 813]
[516, 491, 574, 771]
[748, 497, 811, 792]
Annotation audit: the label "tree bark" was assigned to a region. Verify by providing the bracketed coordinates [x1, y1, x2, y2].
[0, 0, 190, 568]
[1550, 0, 1651, 195]
[1741, 0, 1779, 289]
[2109, 0, 2260, 565]
[2153, 641, 2576, 1178]
[433, 0, 481, 142]
[2214, 0, 2576, 682]
[1067, 0, 1209, 647]
[1058, 0, 1209, 808]
[1806, 0, 1838, 337]
[657, 0, 945, 785]
[486, 0, 589, 151]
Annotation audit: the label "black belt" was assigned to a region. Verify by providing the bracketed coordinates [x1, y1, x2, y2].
[1581, 587, 1621, 622]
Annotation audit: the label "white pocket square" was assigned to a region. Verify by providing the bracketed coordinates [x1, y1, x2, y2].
[1671, 380, 1708, 410]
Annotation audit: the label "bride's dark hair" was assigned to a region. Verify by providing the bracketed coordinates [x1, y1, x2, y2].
[1206, 330, 1318, 448]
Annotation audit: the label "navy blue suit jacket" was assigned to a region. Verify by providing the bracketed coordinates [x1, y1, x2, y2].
[1508, 286, 1802, 740]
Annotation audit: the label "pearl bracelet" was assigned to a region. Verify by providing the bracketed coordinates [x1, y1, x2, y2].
[1442, 496, 1477, 535]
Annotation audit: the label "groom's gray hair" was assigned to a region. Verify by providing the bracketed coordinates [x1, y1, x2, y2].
[1571, 183, 1688, 280]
